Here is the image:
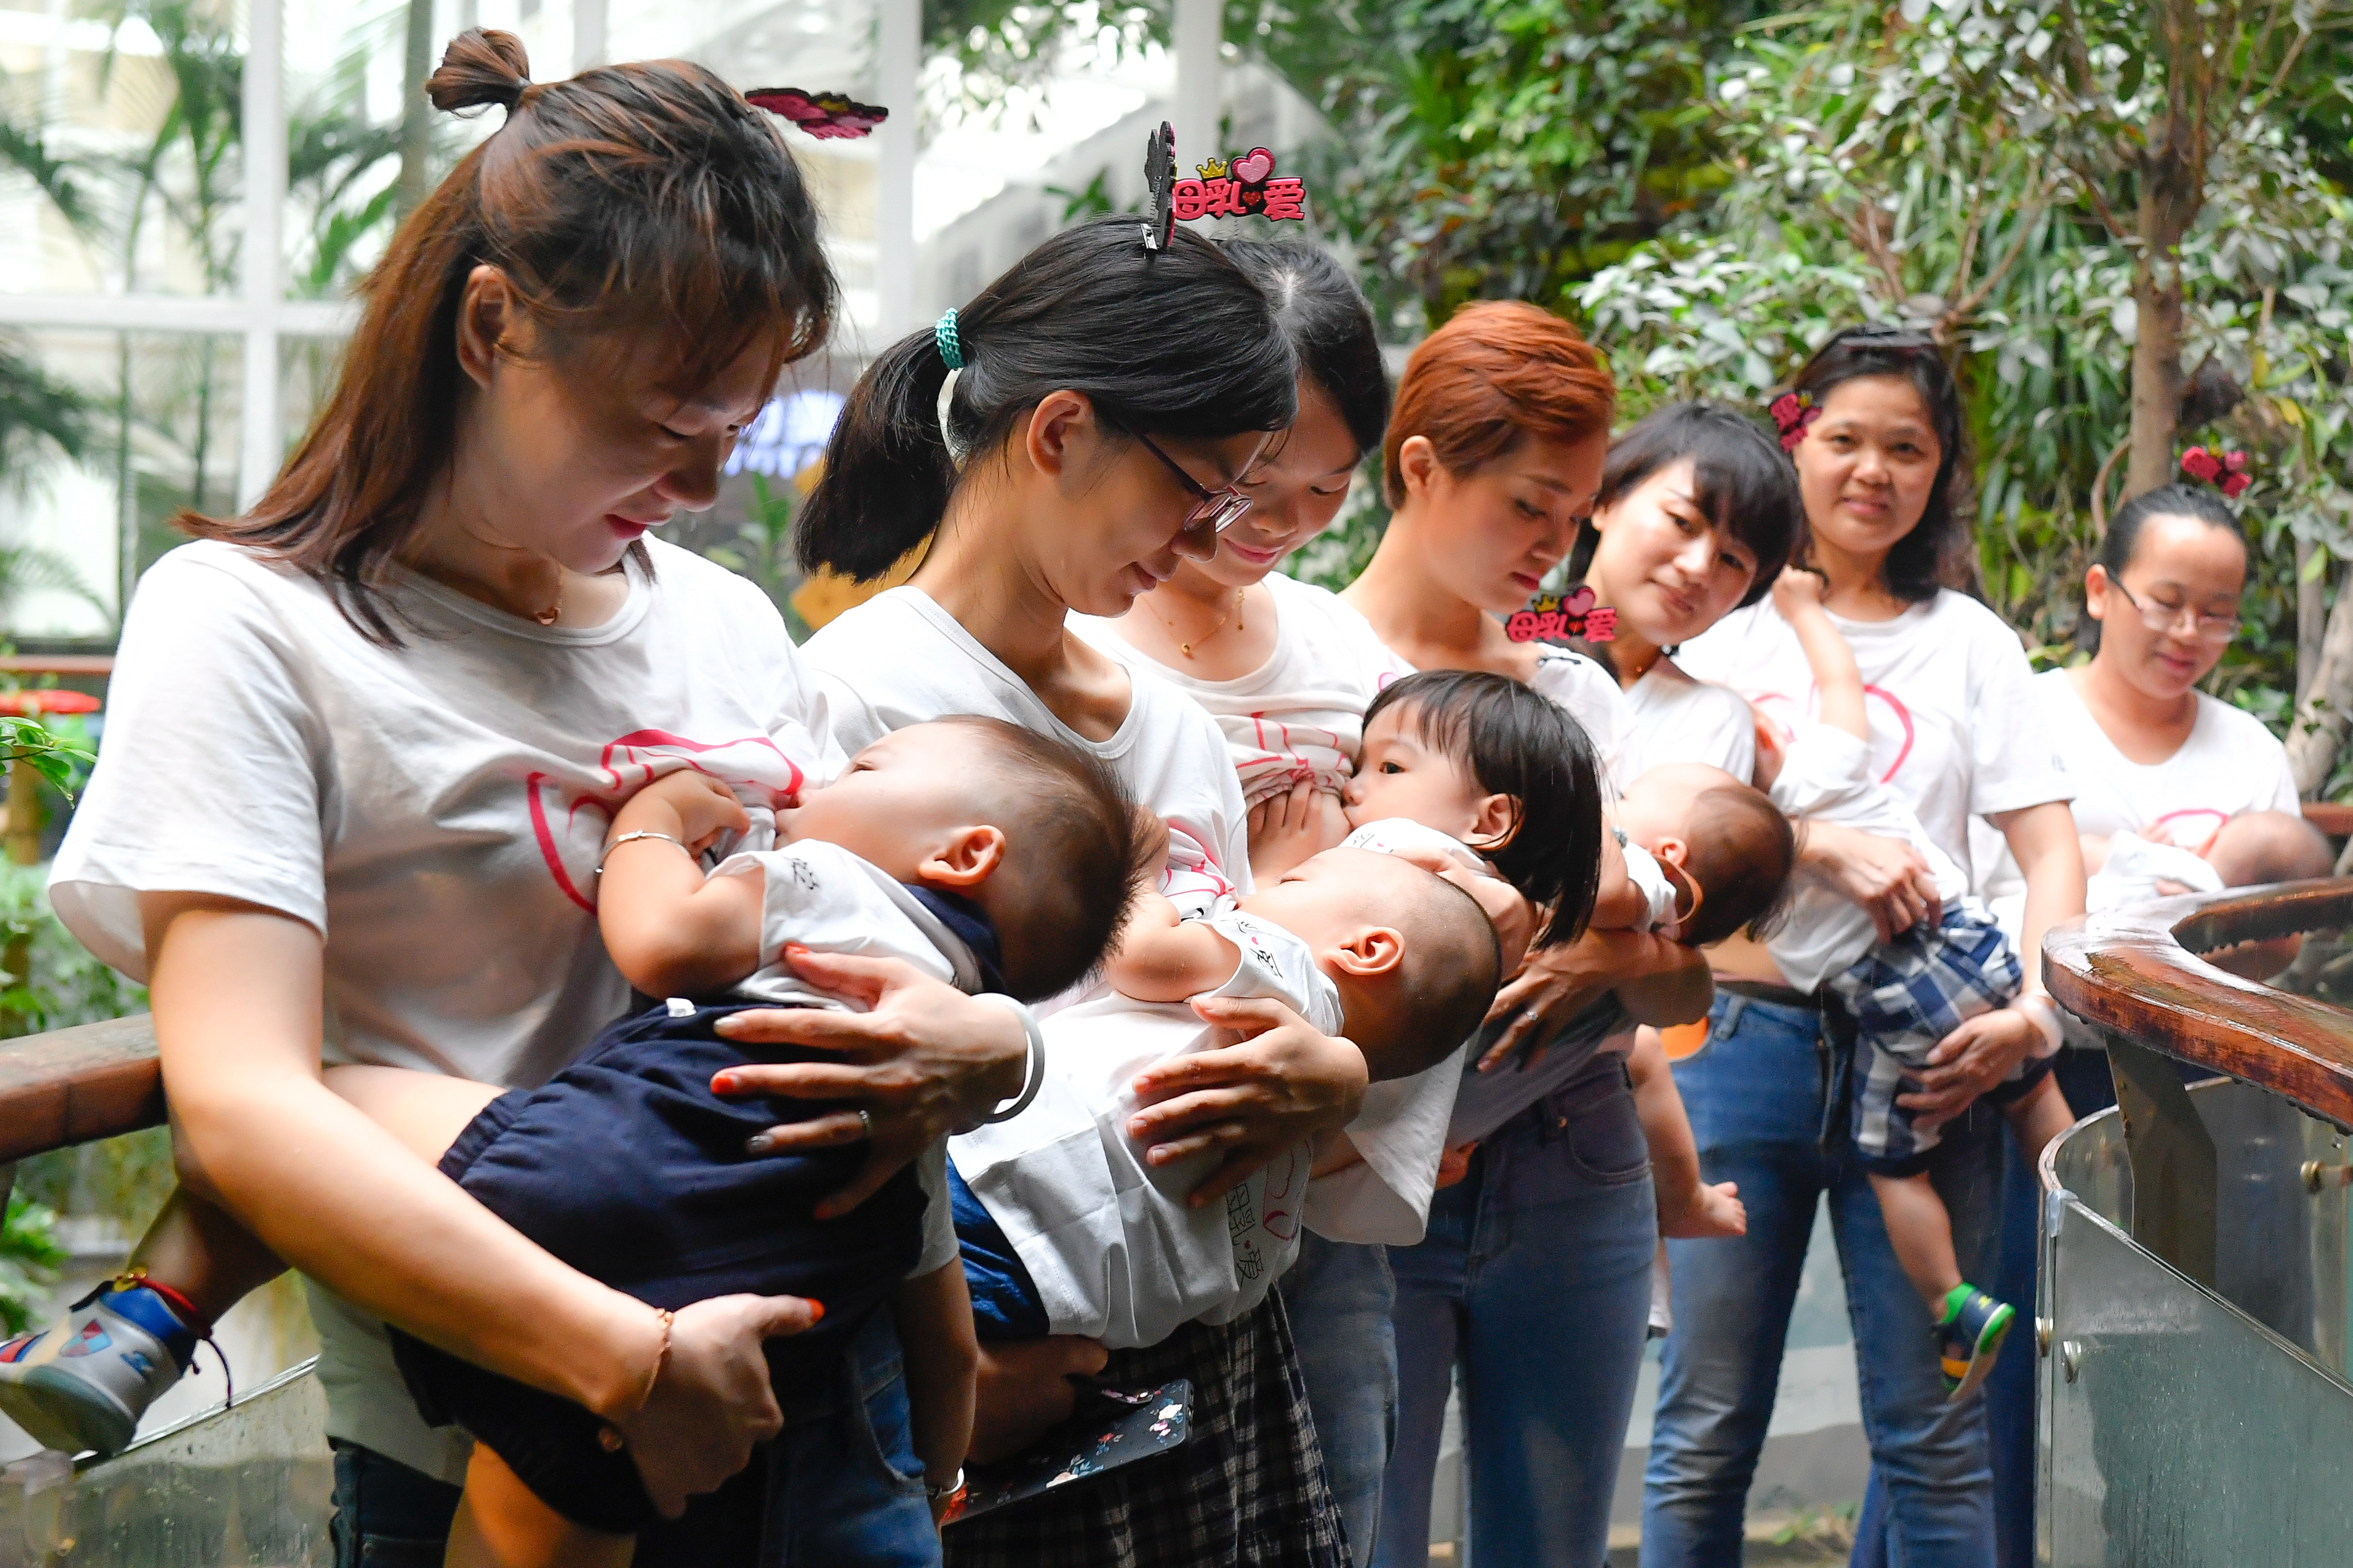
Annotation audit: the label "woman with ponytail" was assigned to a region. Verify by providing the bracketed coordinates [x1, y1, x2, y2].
[799, 219, 1365, 1566]
[44, 32, 1034, 1563]
[1067, 239, 1411, 1565]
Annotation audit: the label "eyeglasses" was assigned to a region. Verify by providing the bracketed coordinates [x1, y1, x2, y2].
[1136, 433, 1252, 533]
[2109, 577, 2239, 644]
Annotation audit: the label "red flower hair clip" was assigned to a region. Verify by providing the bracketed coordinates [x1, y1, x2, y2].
[746, 88, 888, 140]
[2179, 445, 2252, 499]
[1769, 391, 1819, 453]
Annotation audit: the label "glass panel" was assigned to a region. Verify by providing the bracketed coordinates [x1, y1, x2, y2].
[0, 1361, 331, 1567]
[2043, 1195, 2353, 1567]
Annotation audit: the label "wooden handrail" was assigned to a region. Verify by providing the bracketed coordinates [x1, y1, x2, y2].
[0, 1014, 162, 1163]
[2043, 879, 2353, 1130]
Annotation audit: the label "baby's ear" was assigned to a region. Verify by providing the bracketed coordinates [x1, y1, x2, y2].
[1329, 925, 1406, 977]
[1467, 792, 1520, 851]
[923, 824, 1006, 887]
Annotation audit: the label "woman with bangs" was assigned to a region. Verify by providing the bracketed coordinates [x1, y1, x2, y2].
[39, 30, 1065, 1565]
[1341, 303, 1715, 1568]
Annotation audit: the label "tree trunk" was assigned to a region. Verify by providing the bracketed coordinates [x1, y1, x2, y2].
[396, 0, 435, 218]
[2286, 562, 2353, 797]
[2299, 537, 2328, 704]
[2125, 255, 2187, 500]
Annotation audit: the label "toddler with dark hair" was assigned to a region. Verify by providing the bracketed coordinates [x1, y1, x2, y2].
[0, 717, 1147, 1566]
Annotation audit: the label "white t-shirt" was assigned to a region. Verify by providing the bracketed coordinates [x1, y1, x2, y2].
[713, 837, 995, 1280]
[50, 537, 842, 1485]
[1072, 572, 1413, 808]
[949, 910, 1344, 1349]
[1764, 727, 1973, 992]
[805, 587, 1249, 917]
[1619, 659, 1757, 782]
[1678, 590, 2071, 891]
[1526, 644, 1635, 792]
[2088, 831, 2224, 912]
[1975, 669, 2299, 914]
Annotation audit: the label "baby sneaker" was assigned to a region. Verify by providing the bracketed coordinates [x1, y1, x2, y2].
[1936, 1284, 2014, 1403]
[0, 1276, 203, 1456]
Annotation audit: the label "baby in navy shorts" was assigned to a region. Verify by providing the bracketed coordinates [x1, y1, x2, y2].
[0, 716, 1147, 1567]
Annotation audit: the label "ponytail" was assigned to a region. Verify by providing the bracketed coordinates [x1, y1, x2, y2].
[799, 218, 1298, 581]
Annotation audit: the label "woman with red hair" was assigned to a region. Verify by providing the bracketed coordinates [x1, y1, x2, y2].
[1345, 303, 1706, 1567]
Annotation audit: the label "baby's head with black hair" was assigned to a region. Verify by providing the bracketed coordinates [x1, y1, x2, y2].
[1347, 669, 1605, 948]
[1612, 762, 1798, 945]
[777, 717, 1156, 1000]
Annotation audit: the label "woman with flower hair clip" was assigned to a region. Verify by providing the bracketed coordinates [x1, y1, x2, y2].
[1651, 324, 2085, 1568]
[1966, 454, 2320, 1558]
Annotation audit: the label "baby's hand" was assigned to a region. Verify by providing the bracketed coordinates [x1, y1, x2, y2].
[619, 769, 751, 855]
[1247, 780, 1347, 883]
[1661, 1178, 1747, 1240]
[1770, 565, 1827, 619]
[1433, 1141, 1478, 1190]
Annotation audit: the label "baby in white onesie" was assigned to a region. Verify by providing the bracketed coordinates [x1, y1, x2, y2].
[949, 846, 1503, 1350]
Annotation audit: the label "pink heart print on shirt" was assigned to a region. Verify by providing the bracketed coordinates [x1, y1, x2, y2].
[1750, 685, 1917, 784]
[528, 730, 810, 912]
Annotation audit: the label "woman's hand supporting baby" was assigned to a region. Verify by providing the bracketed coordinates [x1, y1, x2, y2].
[1124, 994, 1370, 1207]
[711, 948, 1031, 1218]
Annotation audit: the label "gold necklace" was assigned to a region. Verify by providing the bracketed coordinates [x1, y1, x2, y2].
[1146, 587, 1246, 659]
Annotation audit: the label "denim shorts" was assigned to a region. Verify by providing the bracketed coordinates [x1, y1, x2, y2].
[388, 999, 927, 1533]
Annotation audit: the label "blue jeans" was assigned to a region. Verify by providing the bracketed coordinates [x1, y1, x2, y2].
[1640, 993, 2005, 1568]
[1376, 1069, 1657, 1568]
[330, 1307, 934, 1566]
[1284, 1233, 1397, 1566]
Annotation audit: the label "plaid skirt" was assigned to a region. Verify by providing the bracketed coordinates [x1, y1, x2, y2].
[943, 1292, 1352, 1568]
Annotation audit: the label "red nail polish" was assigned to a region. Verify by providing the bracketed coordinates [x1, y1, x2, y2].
[807, 1300, 825, 1322]
[713, 1073, 739, 1094]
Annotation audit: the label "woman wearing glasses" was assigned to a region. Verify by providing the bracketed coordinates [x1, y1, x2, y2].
[795, 218, 1365, 1566]
[1652, 327, 2084, 1568]
[1996, 483, 2296, 894]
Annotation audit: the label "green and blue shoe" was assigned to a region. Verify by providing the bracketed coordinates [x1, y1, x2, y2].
[1935, 1284, 2014, 1403]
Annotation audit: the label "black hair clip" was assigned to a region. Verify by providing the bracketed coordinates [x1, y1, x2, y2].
[1141, 120, 1176, 251]
[747, 88, 888, 140]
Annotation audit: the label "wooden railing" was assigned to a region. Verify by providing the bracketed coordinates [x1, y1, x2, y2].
[0, 1014, 161, 1165]
[2042, 879, 2353, 1130]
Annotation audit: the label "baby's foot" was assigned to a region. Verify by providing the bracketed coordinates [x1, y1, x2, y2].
[0, 1277, 202, 1456]
[1935, 1284, 2013, 1402]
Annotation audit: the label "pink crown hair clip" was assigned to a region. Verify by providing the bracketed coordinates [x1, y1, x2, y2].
[745, 88, 888, 140]
[1768, 391, 1819, 454]
[2179, 445, 2253, 499]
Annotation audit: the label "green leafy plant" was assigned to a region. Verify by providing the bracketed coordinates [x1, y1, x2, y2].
[0, 1192, 65, 1336]
[0, 718, 94, 805]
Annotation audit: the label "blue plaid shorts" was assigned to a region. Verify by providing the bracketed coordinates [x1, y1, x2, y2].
[1828, 902, 2040, 1174]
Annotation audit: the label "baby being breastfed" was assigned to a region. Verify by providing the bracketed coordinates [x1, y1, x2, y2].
[949, 847, 1503, 1350]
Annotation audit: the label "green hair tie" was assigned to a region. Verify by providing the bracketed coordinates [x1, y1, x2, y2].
[935, 309, 964, 371]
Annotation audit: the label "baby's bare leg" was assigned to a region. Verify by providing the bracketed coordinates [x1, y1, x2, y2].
[125, 1186, 289, 1324]
[2003, 1074, 2074, 1169]
[1867, 1171, 1963, 1315]
[323, 1065, 506, 1166]
[445, 1442, 633, 1568]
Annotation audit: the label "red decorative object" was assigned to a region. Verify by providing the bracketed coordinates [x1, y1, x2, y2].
[1769, 391, 1819, 453]
[745, 88, 888, 140]
[0, 690, 100, 717]
[1506, 593, 1616, 645]
[2180, 445, 2254, 499]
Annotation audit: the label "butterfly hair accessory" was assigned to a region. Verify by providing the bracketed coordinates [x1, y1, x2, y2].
[2179, 445, 2252, 499]
[1141, 121, 1177, 251]
[746, 88, 888, 140]
[1768, 391, 1819, 454]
